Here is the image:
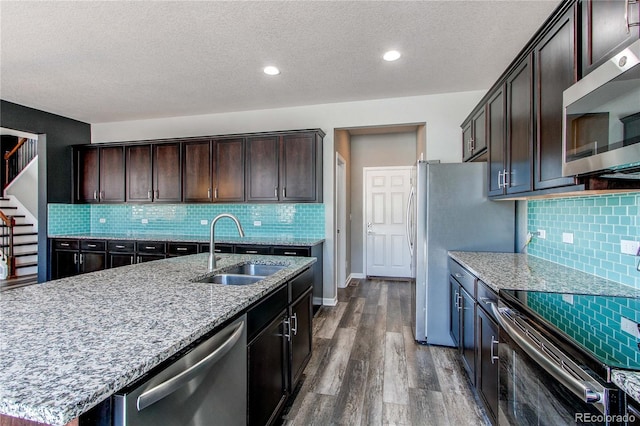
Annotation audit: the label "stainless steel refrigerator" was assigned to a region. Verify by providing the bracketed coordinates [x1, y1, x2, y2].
[407, 161, 514, 346]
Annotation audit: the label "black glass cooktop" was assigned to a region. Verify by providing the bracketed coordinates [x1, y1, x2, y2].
[501, 289, 640, 371]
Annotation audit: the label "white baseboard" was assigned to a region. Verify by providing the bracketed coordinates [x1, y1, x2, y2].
[314, 296, 338, 307]
[348, 273, 365, 283]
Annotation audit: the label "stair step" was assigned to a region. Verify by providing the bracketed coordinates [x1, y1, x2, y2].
[0, 206, 17, 210]
[16, 262, 37, 269]
[0, 223, 33, 228]
[9, 232, 37, 237]
[15, 251, 37, 258]
[1, 241, 38, 248]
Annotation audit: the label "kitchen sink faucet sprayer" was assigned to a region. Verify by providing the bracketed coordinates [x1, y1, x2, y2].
[209, 213, 245, 272]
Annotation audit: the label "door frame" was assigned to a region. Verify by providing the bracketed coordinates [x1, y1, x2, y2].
[362, 166, 413, 278]
[335, 153, 347, 288]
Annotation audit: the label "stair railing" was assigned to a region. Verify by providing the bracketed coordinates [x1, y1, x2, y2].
[0, 210, 16, 279]
[5, 137, 37, 189]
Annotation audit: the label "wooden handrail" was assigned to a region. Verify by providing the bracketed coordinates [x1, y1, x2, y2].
[0, 210, 14, 228]
[4, 137, 28, 161]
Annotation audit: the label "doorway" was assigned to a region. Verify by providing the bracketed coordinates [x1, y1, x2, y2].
[363, 166, 412, 278]
[335, 153, 347, 288]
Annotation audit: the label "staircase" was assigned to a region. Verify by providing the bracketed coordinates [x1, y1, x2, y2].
[0, 197, 38, 279]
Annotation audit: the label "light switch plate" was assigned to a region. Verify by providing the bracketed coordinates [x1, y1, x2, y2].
[620, 240, 640, 255]
[621, 317, 640, 337]
[141, 219, 148, 224]
[562, 294, 574, 305]
[562, 232, 573, 244]
[99, 218, 106, 224]
[254, 221, 262, 227]
[200, 220, 208, 225]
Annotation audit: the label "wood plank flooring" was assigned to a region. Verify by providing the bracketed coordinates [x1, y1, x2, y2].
[282, 278, 489, 426]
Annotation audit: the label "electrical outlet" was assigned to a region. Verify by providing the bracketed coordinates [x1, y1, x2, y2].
[562, 294, 574, 305]
[620, 240, 640, 255]
[141, 219, 148, 224]
[99, 218, 106, 224]
[254, 221, 262, 227]
[537, 229, 546, 239]
[562, 232, 574, 244]
[621, 317, 640, 338]
[200, 220, 208, 225]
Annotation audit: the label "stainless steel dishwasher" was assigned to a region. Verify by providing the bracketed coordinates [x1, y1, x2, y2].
[113, 314, 247, 426]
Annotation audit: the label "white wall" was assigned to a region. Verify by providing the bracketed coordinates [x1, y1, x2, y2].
[92, 91, 485, 304]
[6, 157, 38, 220]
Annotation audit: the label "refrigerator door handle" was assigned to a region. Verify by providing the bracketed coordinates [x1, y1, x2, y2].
[405, 186, 415, 256]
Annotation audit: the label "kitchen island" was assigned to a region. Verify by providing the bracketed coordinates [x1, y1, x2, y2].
[449, 251, 640, 406]
[0, 253, 315, 425]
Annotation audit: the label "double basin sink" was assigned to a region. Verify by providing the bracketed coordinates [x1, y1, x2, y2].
[196, 263, 286, 286]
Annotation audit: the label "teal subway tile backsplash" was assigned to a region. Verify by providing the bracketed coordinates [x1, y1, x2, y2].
[528, 192, 640, 289]
[49, 203, 325, 239]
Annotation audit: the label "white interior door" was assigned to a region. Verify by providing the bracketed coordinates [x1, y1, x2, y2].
[364, 167, 412, 278]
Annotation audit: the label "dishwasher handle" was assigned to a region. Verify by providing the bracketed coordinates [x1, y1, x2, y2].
[136, 320, 245, 411]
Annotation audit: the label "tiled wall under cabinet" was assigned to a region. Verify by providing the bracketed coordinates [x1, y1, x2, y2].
[527, 192, 640, 289]
[48, 203, 325, 239]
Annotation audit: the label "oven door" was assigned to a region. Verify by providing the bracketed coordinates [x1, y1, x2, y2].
[491, 302, 624, 425]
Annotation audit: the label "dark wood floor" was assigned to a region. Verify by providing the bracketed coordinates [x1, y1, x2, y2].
[282, 279, 489, 426]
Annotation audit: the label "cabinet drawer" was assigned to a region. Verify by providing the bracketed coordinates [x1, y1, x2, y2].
[80, 240, 106, 252]
[200, 243, 234, 254]
[289, 267, 313, 303]
[477, 280, 498, 320]
[236, 245, 271, 255]
[449, 258, 476, 296]
[168, 242, 198, 256]
[54, 239, 79, 250]
[137, 241, 166, 254]
[272, 246, 311, 257]
[108, 241, 135, 252]
[247, 285, 288, 341]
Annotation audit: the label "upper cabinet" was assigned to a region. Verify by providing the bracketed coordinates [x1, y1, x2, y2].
[75, 145, 125, 203]
[462, 108, 487, 162]
[74, 129, 323, 204]
[487, 86, 507, 197]
[246, 130, 324, 203]
[580, 0, 640, 78]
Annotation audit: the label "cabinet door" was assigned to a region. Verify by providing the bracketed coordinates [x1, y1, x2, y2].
[248, 312, 288, 426]
[487, 87, 507, 197]
[99, 146, 125, 202]
[581, 0, 640, 77]
[80, 252, 106, 273]
[126, 145, 152, 202]
[461, 286, 476, 383]
[246, 136, 279, 201]
[183, 140, 212, 202]
[137, 254, 165, 263]
[280, 133, 317, 202]
[535, 7, 577, 190]
[153, 143, 182, 202]
[109, 253, 135, 268]
[54, 250, 79, 279]
[477, 307, 499, 425]
[462, 121, 474, 161]
[290, 290, 312, 388]
[76, 147, 99, 203]
[450, 279, 461, 347]
[214, 138, 245, 202]
[506, 55, 533, 194]
[472, 108, 487, 154]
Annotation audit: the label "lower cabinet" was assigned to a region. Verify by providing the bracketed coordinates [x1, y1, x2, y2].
[449, 258, 499, 425]
[52, 239, 106, 278]
[247, 268, 313, 426]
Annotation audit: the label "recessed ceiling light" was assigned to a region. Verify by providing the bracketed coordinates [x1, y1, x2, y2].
[263, 66, 280, 75]
[383, 50, 401, 62]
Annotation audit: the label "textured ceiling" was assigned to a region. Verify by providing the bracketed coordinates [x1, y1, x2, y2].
[0, 1, 560, 124]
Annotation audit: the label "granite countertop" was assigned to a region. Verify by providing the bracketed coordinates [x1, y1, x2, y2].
[448, 251, 640, 404]
[48, 233, 325, 247]
[0, 253, 315, 425]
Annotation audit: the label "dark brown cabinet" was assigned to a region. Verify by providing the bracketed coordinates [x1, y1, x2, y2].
[450, 276, 475, 382]
[75, 146, 125, 203]
[534, 7, 578, 190]
[51, 239, 106, 278]
[462, 108, 487, 162]
[246, 131, 323, 203]
[487, 87, 507, 197]
[477, 301, 499, 425]
[183, 140, 212, 202]
[289, 288, 312, 388]
[213, 138, 245, 202]
[505, 55, 534, 195]
[246, 135, 280, 202]
[580, 0, 640, 77]
[126, 143, 181, 203]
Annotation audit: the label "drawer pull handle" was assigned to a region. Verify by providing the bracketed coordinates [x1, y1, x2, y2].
[176, 247, 188, 251]
[60, 243, 70, 247]
[479, 296, 493, 305]
[87, 244, 97, 248]
[214, 249, 222, 253]
[454, 273, 463, 278]
[284, 251, 297, 255]
[116, 245, 126, 249]
[144, 246, 156, 250]
[246, 250, 258, 254]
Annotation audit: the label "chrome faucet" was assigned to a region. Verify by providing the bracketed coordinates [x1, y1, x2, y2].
[208, 213, 245, 272]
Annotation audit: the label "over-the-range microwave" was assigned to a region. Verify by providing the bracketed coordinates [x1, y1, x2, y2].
[563, 38, 640, 177]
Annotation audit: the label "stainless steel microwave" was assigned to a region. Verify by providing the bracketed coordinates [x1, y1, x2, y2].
[563, 39, 640, 176]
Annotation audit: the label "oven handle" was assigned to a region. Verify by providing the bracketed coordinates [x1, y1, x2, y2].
[489, 301, 606, 409]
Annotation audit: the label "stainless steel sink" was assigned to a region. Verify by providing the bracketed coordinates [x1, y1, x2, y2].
[197, 274, 265, 285]
[223, 263, 286, 276]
